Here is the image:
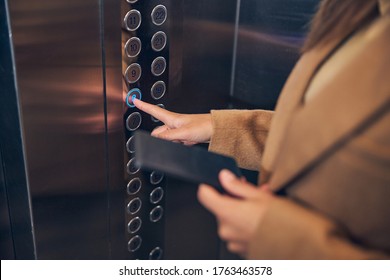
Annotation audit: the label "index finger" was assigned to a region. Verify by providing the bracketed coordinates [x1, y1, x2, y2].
[133, 98, 176, 126]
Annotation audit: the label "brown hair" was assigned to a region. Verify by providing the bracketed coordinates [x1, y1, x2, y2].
[302, 0, 379, 52]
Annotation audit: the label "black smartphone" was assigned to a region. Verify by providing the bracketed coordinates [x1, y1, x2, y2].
[133, 130, 241, 193]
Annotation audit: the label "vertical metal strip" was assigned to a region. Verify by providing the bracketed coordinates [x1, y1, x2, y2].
[98, 0, 112, 259]
[2, 0, 37, 259]
[229, 0, 241, 98]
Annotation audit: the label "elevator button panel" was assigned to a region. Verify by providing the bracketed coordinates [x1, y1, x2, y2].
[121, 0, 169, 260]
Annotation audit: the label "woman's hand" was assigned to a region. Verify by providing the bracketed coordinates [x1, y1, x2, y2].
[133, 99, 213, 145]
[198, 169, 274, 257]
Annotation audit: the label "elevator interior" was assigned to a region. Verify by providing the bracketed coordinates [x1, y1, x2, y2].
[0, 0, 318, 259]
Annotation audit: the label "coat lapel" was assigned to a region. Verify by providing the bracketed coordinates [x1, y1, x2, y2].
[268, 18, 390, 192]
[260, 39, 346, 184]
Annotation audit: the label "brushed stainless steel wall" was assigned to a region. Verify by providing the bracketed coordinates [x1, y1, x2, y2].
[232, 0, 319, 110]
[7, 0, 125, 259]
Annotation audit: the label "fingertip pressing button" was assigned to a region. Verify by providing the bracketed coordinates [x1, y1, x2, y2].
[126, 88, 142, 108]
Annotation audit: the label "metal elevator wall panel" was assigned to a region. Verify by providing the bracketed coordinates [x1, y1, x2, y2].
[232, 0, 319, 110]
[104, 0, 129, 260]
[7, 0, 124, 259]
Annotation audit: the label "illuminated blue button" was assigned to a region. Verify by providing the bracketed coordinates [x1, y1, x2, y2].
[126, 88, 142, 108]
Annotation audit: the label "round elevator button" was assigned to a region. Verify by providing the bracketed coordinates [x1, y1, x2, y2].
[126, 136, 136, 154]
[124, 10, 142, 31]
[126, 88, 142, 108]
[125, 63, 142, 84]
[150, 171, 164, 185]
[126, 158, 140, 175]
[128, 217, 142, 234]
[128, 235, 142, 252]
[150, 206, 164, 222]
[149, 247, 163, 260]
[124, 37, 142, 58]
[127, 177, 142, 195]
[150, 187, 164, 204]
[151, 56, 166, 76]
[151, 31, 167, 52]
[127, 197, 142, 215]
[151, 5, 167, 26]
[151, 81, 166, 100]
[126, 0, 138, 4]
[126, 112, 142, 131]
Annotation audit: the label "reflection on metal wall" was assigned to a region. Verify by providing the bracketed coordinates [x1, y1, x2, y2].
[6, 0, 125, 259]
[167, 0, 238, 114]
[232, 0, 319, 109]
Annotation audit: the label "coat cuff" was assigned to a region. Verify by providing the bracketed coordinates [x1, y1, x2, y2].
[209, 109, 273, 171]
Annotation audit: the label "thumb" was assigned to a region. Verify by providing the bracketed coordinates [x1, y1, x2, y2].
[219, 169, 258, 199]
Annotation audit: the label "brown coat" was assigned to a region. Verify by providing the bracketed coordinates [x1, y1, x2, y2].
[209, 12, 390, 259]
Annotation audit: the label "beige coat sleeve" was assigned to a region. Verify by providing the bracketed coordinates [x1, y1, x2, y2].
[208, 109, 274, 171]
[248, 196, 390, 259]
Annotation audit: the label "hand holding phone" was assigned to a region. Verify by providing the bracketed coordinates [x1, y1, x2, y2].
[134, 130, 242, 194]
